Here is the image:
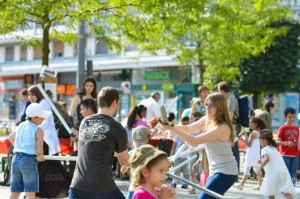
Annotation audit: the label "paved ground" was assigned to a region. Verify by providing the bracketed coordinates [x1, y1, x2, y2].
[1, 175, 300, 199]
[1, 152, 300, 199]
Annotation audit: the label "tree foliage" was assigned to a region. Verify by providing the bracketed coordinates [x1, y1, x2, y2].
[0, 0, 131, 66]
[0, 0, 293, 91]
[112, 0, 291, 87]
[239, 20, 300, 95]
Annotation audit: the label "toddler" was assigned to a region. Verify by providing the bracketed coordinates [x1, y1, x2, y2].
[129, 145, 175, 199]
[258, 129, 295, 199]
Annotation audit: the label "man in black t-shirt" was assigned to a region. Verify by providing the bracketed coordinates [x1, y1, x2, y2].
[69, 87, 129, 199]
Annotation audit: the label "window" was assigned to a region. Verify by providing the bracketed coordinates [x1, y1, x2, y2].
[124, 44, 138, 52]
[20, 46, 27, 60]
[53, 41, 64, 57]
[74, 43, 77, 57]
[95, 41, 108, 54]
[34, 47, 42, 59]
[5, 46, 14, 61]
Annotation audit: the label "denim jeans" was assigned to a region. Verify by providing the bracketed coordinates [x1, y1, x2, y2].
[232, 124, 241, 175]
[126, 190, 134, 199]
[198, 173, 237, 199]
[10, 153, 38, 192]
[68, 187, 125, 199]
[282, 156, 298, 186]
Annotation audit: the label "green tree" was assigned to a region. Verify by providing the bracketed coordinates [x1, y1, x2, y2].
[0, 0, 127, 66]
[113, 0, 290, 87]
[239, 20, 300, 107]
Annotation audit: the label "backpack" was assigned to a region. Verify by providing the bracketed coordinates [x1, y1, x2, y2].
[235, 95, 254, 127]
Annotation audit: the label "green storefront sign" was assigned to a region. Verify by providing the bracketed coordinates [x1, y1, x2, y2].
[144, 71, 170, 80]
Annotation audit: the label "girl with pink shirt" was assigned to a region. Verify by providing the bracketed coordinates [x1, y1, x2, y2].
[127, 105, 148, 130]
[129, 145, 175, 199]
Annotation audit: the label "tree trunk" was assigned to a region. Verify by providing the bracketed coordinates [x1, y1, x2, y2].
[197, 39, 205, 85]
[198, 58, 205, 85]
[42, 14, 50, 66]
[252, 91, 259, 109]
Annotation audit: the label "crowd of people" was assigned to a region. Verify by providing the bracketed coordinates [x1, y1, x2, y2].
[6, 78, 300, 199]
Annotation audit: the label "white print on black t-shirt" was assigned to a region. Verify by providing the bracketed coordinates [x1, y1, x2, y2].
[79, 119, 110, 144]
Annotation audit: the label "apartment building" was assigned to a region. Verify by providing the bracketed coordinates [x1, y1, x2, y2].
[0, 23, 197, 121]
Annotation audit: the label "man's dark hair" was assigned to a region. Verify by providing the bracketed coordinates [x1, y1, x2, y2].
[284, 107, 296, 117]
[181, 116, 189, 123]
[218, 81, 230, 93]
[97, 86, 119, 108]
[167, 112, 176, 122]
[151, 92, 160, 98]
[191, 111, 202, 121]
[81, 99, 98, 114]
[198, 85, 209, 93]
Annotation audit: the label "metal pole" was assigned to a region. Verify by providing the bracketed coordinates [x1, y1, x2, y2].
[44, 155, 77, 161]
[77, 20, 86, 92]
[168, 154, 197, 174]
[167, 173, 223, 199]
[87, 60, 93, 76]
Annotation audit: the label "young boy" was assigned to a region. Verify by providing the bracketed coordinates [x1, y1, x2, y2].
[8, 103, 50, 199]
[80, 98, 98, 118]
[17, 88, 31, 125]
[276, 107, 300, 186]
[69, 98, 98, 176]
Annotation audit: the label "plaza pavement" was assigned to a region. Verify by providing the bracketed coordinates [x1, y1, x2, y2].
[1, 152, 300, 198]
[1, 175, 300, 199]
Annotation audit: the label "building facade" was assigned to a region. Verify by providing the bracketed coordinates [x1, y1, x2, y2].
[0, 23, 198, 121]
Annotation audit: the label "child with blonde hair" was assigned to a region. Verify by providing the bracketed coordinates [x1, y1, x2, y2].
[129, 145, 175, 199]
[259, 129, 295, 199]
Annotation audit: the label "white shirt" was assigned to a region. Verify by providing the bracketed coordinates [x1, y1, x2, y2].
[39, 99, 61, 155]
[140, 97, 161, 122]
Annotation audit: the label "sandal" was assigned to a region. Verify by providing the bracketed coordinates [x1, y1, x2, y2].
[237, 184, 243, 190]
[252, 186, 260, 190]
[188, 188, 196, 194]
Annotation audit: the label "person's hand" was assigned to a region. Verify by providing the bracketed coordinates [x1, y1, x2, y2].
[158, 120, 174, 131]
[238, 131, 246, 139]
[257, 160, 262, 165]
[71, 128, 79, 136]
[120, 166, 129, 174]
[287, 141, 294, 147]
[70, 136, 78, 143]
[37, 155, 45, 162]
[160, 185, 176, 199]
[192, 161, 201, 171]
[157, 118, 174, 126]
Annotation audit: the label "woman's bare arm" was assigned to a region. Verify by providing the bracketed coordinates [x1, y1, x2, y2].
[69, 95, 80, 118]
[175, 116, 206, 134]
[161, 123, 230, 145]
